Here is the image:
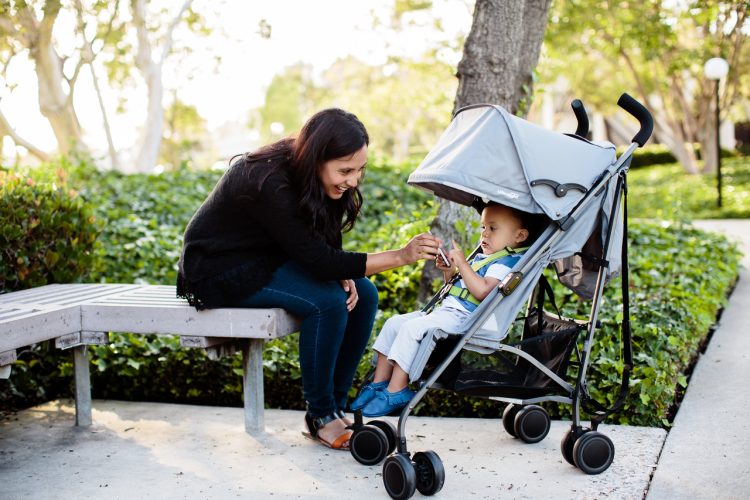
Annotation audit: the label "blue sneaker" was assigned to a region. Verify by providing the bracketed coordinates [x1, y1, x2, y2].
[350, 380, 389, 411]
[361, 387, 415, 417]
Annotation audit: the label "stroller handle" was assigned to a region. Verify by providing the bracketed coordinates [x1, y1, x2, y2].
[617, 93, 653, 147]
[571, 99, 589, 138]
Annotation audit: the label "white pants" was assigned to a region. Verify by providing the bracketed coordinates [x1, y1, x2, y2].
[372, 307, 468, 376]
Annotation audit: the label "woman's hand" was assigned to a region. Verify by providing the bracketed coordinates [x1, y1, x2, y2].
[364, 232, 442, 275]
[340, 279, 358, 311]
[401, 232, 441, 264]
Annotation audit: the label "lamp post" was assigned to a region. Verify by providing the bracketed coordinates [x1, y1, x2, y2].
[704, 57, 729, 208]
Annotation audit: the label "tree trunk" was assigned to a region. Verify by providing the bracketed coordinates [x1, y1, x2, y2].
[21, 0, 86, 154]
[130, 0, 192, 173]
[418, 0, 551, 302]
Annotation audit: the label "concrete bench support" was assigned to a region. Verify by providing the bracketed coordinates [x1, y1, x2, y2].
[242, 339, 265, 433]
[73, 346, 92, 427]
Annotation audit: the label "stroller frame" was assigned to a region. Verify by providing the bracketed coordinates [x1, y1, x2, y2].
[348, 94, 653, 499]
[395, 145, 629, 442]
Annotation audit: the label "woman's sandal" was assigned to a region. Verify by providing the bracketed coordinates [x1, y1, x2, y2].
[302, 410, 352, 450]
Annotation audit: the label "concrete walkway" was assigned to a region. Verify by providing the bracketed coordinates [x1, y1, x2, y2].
[647, 220, 750, 500]
[1, 401, 663, 499]
[0, 220, 747, 500]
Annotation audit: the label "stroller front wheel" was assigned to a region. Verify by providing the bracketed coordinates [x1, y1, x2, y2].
[383, 454, 417, 500]
[502, 403, 521, 437]
[350, 424, 389, 466]
[368, 419, 398, 455]
[572, 431, 615, 474]
[560, 425, 591, 465]
[413, 451, 445, 496]
[513, 405, 551, 444]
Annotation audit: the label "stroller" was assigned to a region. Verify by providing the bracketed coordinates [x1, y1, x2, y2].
[347, 93, 653, 499]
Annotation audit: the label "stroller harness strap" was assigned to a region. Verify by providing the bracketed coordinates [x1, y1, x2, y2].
[448, 246, 528, 306]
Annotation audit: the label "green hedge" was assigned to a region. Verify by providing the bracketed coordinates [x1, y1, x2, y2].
[627, 158, 750, 219]
[0, 157, 741, 428]
[0, 169, 99, 293]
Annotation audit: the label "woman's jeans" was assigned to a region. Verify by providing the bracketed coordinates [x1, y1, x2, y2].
[237, 261, 378, 417]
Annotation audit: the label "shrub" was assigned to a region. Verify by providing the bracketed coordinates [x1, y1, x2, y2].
[0, 169, 99, 293]
[627, 158, 750, 220]
[65, 162, 221, 284]
[1, 157, 741, 429]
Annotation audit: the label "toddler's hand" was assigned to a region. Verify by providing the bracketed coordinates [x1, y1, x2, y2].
[448, 240, 467, 266]
[435, 249, 452, 271]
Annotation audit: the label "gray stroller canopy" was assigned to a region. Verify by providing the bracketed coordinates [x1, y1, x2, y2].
[408, 105, 617, 221]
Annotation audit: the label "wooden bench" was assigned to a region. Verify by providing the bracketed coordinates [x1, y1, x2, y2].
[0, 284, 300, 433]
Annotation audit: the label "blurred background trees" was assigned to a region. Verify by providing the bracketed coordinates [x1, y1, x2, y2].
[543, 0, 748, 174]
[2, 0, 747, 176]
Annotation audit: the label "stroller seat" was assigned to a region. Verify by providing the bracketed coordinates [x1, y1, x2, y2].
[413, 300, 586, 400]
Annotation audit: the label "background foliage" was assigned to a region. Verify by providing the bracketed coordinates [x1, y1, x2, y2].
[1, 154, 744, 427]
[0, 168, 99, 293]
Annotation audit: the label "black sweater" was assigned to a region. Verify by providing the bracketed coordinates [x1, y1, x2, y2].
[177, 160, 367, 309]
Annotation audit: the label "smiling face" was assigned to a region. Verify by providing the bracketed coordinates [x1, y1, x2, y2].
[318, 144, 368, 199]
[480, 205, 529, 254]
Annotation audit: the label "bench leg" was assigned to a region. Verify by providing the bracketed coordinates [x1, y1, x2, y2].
[72, 345, 92, 427]
[242, 339, 265, 434]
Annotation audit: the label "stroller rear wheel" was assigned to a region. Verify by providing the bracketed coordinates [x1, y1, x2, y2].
[413, 451, 445, 496]
[572, 431, 615, 474]
[350, 424, 389, 466]
[502, 403, 521, 437]
[513, 405, 551, 444]
[369, 419, 398, 455]
[383, 454, 417, 499]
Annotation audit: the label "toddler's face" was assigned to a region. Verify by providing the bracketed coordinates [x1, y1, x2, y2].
[479, 206, 527, 254]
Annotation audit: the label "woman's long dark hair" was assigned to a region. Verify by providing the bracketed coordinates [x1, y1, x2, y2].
[235, 109, 368, 245]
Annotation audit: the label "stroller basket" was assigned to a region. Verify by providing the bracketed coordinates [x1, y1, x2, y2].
[454, 308, 585, 398]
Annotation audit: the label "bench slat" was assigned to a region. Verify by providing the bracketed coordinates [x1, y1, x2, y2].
[0, 307, 82, 352]
[80, 303, 299, 339]
[0, 284, 140, 305]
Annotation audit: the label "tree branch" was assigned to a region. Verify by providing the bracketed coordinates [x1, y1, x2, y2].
[131, 0, 153, 72]
[39, 0, 62, 47]
[0, 106, 50, 161]
[159, 0, 193, 64]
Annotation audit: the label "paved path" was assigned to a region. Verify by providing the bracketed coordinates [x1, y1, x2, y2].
[647, 220, 750, 500]
[0, 401, 663, 500]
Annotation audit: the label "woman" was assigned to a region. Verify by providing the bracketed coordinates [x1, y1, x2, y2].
[177, 108, 440, 450]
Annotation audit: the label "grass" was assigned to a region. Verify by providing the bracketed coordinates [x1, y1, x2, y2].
[627, 157, 750, 220]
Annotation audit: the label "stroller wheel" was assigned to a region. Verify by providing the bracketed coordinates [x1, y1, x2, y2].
[369, 419, 398, 455]
[383, 453, 417, 500]
[513, 405, 550, 444]
[350, 424, 389, 466]
[560, 426, 590, 466]
[413, 451, 445, 496]
[502, 403, 521, 437]
[572, 431, 615, 474]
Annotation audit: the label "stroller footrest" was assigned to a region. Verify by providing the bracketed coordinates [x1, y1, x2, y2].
[454, 369, 563, 399]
